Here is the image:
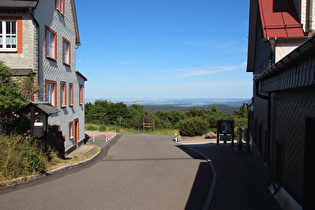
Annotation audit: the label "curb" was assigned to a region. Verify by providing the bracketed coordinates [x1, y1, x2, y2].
[0, 145, 101, 188]
[178, 143, 216, 210]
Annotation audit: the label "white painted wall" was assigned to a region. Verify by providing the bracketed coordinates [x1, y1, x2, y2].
[275, 43, 301, 63]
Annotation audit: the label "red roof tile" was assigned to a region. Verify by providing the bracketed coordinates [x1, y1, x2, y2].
[258, 0, 304, 38]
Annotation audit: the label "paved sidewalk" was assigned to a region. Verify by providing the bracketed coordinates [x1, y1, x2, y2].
[180, 140, 282, 210]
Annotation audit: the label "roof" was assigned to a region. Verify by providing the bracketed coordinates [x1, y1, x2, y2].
[18, 102, 60, 116]
[258, 0, 304, 38]
[142, 115, 155, 120]
[70, 0, 80, 46]
[0, 0, 37, 8]
[10, 68, 32, 76]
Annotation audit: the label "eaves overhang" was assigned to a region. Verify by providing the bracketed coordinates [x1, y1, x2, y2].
[254, 34, 315, 81]
[76, 71, 87, 81]
[18, 102, 60, 117]
[0, 0, 37, 9]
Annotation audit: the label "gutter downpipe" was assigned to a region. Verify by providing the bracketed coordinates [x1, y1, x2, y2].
[255, 79, 271, 185]
[308, 0, 314, 35]
[29, 7, 40, 102]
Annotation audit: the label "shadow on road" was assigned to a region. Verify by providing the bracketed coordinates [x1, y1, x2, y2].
[176, 145, 213, 210]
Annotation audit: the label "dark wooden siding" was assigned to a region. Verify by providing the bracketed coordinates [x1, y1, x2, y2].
[272, 87, 315, 205]
[261, 55, 315, 93]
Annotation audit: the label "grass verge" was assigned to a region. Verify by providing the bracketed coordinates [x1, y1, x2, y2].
[85, 123, 178, 136]
[46, 143, 100, 171]
[0, 131, 100, 183]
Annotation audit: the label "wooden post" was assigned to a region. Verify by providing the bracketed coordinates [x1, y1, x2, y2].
[30, 106, 35, 136]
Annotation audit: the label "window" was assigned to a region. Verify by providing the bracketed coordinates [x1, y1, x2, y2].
[0, 20, 17, 51]
[56, 0, 65, 14]
[45, 80, 57, 107]
[0, 17, 22, 53]
[45, 26, 57, 60]
[69, 83, 73, 106]
[79, 84, 83, 105]
[60, 82, 66, 107]
[69, 121, 73, 140]
[63, 38, 70, 65]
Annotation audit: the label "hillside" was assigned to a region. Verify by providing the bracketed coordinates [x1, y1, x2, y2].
[143, 104, 240, 115]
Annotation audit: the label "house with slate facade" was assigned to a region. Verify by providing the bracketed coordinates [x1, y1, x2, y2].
[0, 0, 87, 155]
[247, 0, 315, 209]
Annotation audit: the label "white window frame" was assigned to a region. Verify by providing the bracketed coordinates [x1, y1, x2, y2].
[46, 27, 56, 60]
[0, 20, 17, 52]
[63, 38, 70, 65]
[69, 121, 74, 140]
[56, 0, 64, 14]
[60, 82, 67, 107]
[69, 83, 73, 106]
[46, 81, 56, 107]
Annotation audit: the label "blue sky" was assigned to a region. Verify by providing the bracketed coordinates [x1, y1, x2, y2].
[75, 0, 252, 99]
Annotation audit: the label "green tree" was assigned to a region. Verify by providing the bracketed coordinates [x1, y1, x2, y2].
[20, 72, 40, 101]
[233, 103, 248, 118]
[210, 104, 220, 114]
[126, 104, 151, 129]
[0, 61, 30, 132]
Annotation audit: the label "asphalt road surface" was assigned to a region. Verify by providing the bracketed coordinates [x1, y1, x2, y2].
[0, 133, 211, 210]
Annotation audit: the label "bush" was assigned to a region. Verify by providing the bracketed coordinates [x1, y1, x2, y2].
[178, 117, 210, 136]
[86, 124, 98, 131]
[99, 124, 107, 132]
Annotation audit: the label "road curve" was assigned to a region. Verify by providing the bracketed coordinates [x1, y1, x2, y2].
[0, 133, 211, 210]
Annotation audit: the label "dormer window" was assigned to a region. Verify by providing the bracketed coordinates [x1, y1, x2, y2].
[0, 20, 17, 52]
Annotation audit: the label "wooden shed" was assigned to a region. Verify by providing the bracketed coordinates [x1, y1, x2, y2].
[142, 115, 155, 132]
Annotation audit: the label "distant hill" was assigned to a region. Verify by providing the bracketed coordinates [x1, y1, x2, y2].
[85, 98, 249, 107]
[84, 98, 249, 115]
[144, 104, 240, 115]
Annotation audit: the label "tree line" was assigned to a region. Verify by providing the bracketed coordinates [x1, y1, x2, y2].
[85, 99, 248, 136]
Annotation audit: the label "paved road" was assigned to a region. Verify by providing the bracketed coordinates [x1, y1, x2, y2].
[0, 133, 211, 210]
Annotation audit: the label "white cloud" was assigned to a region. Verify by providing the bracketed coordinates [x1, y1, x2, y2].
[177, 62, 247, 77]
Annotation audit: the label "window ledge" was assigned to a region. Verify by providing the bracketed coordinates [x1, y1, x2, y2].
[56, 9, 64, 16]
[0, 49, 17, 53]
[46, 56, 57, 62]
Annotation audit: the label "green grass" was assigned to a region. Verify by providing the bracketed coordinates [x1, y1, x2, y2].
[109, 127, 178, 136]
[0, 132, 100, 182]
[47, 143, 100, 170]
[85, 124, 178, 136]
[85, 124, 98, 131]
[0, 133, 48, 182]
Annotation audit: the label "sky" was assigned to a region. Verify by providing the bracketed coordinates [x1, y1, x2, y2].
[75, 0, 252, 100]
